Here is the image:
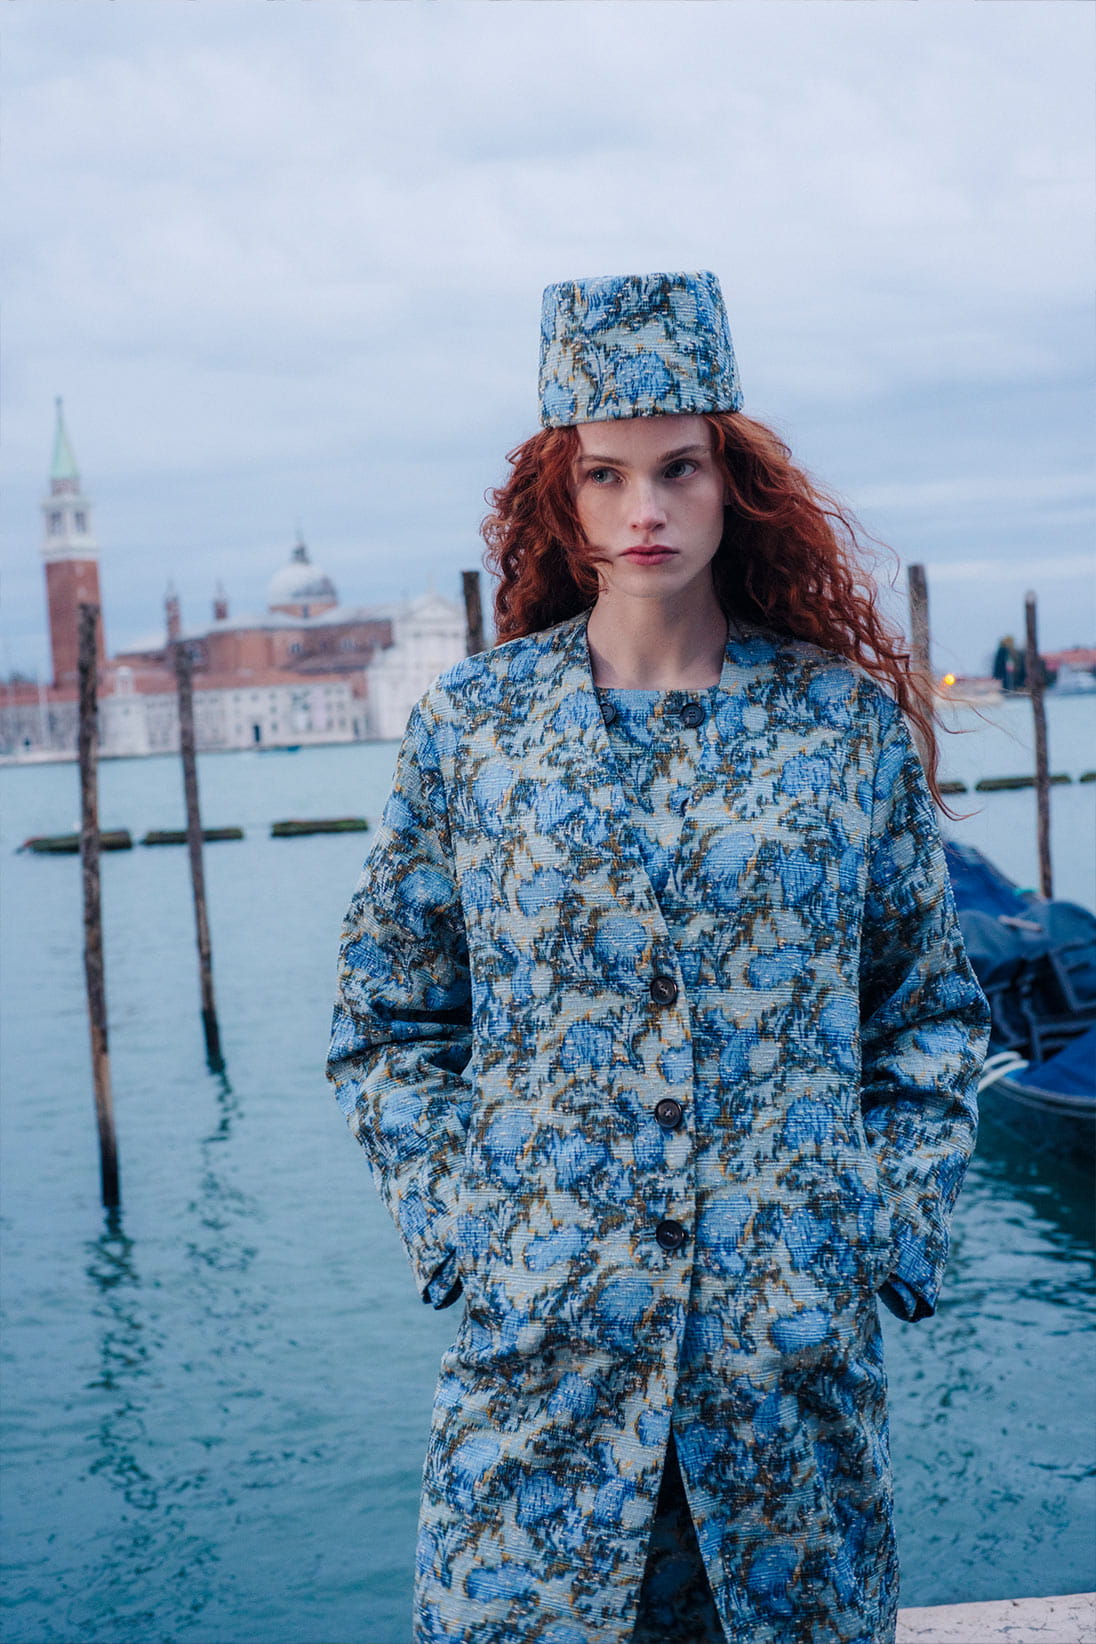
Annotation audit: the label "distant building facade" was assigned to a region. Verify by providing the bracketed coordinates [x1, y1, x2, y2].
[0, 404, 468, 759]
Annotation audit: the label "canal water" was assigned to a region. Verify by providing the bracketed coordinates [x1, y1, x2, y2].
[2, 695, 1093, 1643]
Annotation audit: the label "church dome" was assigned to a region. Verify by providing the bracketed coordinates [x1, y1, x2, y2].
[267, 538, 337, 615]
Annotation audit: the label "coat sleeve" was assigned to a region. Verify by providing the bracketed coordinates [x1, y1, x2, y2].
[859, 694, 990, 1322]
[326, 698, 471, 1308]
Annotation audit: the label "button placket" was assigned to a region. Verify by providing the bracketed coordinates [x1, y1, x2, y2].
[596, 686, 705, 1279]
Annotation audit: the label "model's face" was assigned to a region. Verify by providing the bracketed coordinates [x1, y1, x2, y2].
[572, 415, 727, 602]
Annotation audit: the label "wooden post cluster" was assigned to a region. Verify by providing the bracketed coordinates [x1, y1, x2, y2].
[1024, 591, 1053, 900]
[173, 640, 223, 1069]
[462, 570, 485, 657]
[77, 603, 120, 1209]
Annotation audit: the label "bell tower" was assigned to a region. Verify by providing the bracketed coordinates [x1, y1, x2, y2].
[40, 398, 106, 687]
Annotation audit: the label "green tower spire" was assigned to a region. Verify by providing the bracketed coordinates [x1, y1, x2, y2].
[50, 397, 80, 484]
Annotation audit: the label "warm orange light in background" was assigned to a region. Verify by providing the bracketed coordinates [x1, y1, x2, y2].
[942, 673, 957, 687]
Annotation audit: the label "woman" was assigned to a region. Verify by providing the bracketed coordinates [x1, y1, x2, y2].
[326, 271, 990, 1644]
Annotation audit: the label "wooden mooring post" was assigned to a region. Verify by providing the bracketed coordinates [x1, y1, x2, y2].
[173, 640, 223, 1069]
[462, 570, 485, 657]
[907, 564, 931, 679]
[905, 563, 935, 776]
[78, 603, 120, 1208]
[1023, 590, 1053, 899]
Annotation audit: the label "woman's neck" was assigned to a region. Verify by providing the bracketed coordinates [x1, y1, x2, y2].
[585, 587, 729, 690]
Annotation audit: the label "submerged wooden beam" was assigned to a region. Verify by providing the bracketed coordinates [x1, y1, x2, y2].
[141, 828, 244, 846]
[270, 817, 370, 837]
[975, 773, 1071, 793]
[22, 830, 133, 854]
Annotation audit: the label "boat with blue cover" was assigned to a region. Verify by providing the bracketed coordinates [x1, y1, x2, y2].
[944, 841, 1096, 1160]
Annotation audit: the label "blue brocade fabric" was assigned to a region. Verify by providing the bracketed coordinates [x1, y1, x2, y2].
[596, 685, 715, 898]
[327, 611, 990, 1644]
[538, 269, 743, 427]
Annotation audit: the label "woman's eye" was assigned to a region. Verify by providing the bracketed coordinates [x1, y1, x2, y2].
[588, 467, 617, 485]
[664, 459, 697, 479]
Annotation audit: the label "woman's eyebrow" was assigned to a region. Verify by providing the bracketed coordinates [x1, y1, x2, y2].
[576, 443, 709, 467]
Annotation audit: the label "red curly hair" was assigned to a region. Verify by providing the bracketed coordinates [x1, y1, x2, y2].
[481, 411, 947, 805]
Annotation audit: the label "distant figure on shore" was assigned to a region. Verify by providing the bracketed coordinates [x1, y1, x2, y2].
[326, 270, 990, 1644]
[993, 634, 1027, 692]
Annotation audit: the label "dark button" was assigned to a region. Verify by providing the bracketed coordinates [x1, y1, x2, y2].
[680, 701, 705, 728]
[601, 700, 618, 726]
[649, 974, 678, 1006]
[654, 1097, 684, 1130]
[655, 1218, 688, 1253]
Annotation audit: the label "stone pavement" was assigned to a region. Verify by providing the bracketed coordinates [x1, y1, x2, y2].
[897, 1593, 1096, 1643]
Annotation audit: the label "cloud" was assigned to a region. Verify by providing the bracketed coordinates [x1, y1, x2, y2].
[1, 0, 1092, 674]
[924, 552, 1093, 586]
[857, 474, 1094, 513]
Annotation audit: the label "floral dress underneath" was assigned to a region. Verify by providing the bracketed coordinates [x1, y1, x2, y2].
[599, 685, 727, 1644]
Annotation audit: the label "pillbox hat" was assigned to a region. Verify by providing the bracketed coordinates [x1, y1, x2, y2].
[538, 269, 742, 428]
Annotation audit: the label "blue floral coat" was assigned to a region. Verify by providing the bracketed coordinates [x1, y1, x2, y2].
[326, 612, 989, 1644]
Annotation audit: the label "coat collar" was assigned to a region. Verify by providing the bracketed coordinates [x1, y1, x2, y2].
[523, 606, 774, 715]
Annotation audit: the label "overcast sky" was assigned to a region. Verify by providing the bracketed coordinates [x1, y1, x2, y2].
[2, 0, 1093, 677]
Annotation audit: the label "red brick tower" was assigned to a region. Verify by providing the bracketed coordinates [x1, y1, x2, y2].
[41, 398, 106, 687]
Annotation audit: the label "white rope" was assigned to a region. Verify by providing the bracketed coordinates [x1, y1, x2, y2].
[978, 1049, 1030, 1092]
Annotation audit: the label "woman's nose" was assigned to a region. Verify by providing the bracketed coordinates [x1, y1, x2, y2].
[629, 481, 667, 533]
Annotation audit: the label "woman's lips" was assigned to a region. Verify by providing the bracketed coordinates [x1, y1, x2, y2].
[622, 547, 678, 563]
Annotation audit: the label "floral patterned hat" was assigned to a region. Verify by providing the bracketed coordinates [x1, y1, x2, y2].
[538, 269, 743, 429]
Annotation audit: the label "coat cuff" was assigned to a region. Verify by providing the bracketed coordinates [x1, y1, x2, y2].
[879, 1207, 946, 1320]
[393, 1175, 464, 1304]
[879, 1276, 932, 1322]
[422, 1251, 462, 1310]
